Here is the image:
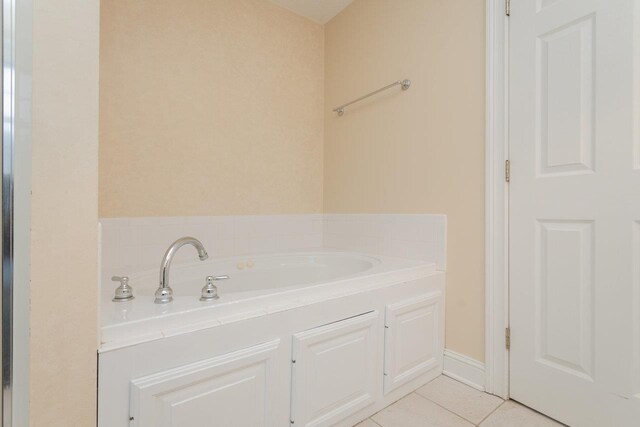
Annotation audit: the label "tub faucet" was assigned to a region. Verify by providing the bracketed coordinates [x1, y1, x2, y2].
[155, 237, 209, 304]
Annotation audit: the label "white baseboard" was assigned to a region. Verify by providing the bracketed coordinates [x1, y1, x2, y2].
[443, 349, 486, 391]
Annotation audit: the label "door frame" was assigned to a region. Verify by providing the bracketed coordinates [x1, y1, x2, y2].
[3, 0, 32, 425]
[485, 0, 510, 399]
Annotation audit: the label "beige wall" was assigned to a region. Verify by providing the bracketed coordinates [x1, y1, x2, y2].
[99, 0, 485, 362]
[324, 0, 486, 361]
[99, 0, 325, 217]
[31, 0, 100, 426]
[25, 2, 484, 424]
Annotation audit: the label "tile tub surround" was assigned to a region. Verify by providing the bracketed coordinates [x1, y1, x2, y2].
[99, 214, 446, 287]
[323, 214, 446, 268]
[99, 215, 324, 278]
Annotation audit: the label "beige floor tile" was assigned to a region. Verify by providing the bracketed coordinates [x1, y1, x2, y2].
[479, 400, 564, 427]
[372, 393, 474, 427]
[416, 375, 504, 424]
[353, 419, 381, 427]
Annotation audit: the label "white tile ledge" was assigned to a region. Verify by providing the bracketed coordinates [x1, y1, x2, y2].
[100, 258, 440, 353]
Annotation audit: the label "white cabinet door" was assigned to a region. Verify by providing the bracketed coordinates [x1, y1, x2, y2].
[129, 340, 280, 427]
[509, 0, 640, 425]
[383, 292, 441, 394]
[291, 311, 379, 427]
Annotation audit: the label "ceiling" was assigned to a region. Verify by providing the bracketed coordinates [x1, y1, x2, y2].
[268, 0, 354, 24]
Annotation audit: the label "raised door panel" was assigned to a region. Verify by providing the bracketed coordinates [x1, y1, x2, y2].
[383, 292, 441, 394]
[291, 311, 379, 427]
[535, 220, 594, 380]
[536, 14, 595, 176]
[130, 340, 280, 427]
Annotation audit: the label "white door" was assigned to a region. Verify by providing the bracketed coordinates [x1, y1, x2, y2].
[290, 311, 379, 427]
[509, 0, 640, 425]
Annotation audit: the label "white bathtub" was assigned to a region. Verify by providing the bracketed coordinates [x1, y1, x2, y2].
[98, 251, 445, 426]
[135, 252, 380, 296]
[100, 251, 437, 350]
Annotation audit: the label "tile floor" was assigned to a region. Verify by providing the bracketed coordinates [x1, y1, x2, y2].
[355, 375, 564, 427]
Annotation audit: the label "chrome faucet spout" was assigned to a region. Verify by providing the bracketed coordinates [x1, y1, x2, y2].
[155, 237, 209, 304]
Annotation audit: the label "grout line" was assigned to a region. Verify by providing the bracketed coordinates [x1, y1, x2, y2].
[508, 399, 568, 426]
[413, 377, 506, 426]
[475, 400, 507, 426]
[366, 417, 383, 427]
[368, 376, 440, 420]
[411, 391, 476, 425]
[362, 375, 488, 427]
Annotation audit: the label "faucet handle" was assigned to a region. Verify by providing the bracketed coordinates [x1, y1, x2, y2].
[111, 276, 134, 302]
[200, 275, 228, 301]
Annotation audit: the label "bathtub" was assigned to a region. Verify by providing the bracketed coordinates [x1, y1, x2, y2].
[98, 250, 445, 426]
[135, 252, 381, 296]
[100, 250, 437, 350]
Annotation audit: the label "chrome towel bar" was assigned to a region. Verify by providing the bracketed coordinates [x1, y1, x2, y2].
[333, 78, 411, 116]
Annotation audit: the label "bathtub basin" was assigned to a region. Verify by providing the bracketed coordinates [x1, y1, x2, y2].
[134, 252, 380, 296]
[100, 250, 437, 351]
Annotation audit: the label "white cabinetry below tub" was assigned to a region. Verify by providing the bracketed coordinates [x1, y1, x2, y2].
[129, 340, 280, 427]
[383, 292, 442, 394]
[98, 272, 445, 427]
[290, 311, 379, 427]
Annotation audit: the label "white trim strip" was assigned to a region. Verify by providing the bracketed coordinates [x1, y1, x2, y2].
[485, 0, 510, 399]
[443, 349, 485, 392]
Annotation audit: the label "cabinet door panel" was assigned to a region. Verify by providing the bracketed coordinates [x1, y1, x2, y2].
[130, 340, 279, 427]
[291, 312, 379, 427]
[384, 293, 441, 394]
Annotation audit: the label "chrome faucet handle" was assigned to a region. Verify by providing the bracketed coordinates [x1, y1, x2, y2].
[200, 275, 229, 301]
[111, 276, 134, 302]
